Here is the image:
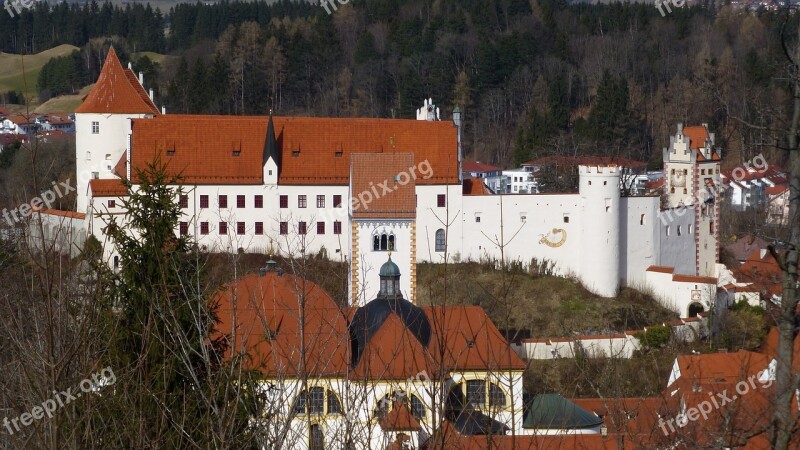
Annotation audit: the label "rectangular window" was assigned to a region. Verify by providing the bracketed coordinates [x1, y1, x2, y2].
[200, 222, 209, 235]
[200, 195, 209, 208]
[280, 222, 288, 235]
[701, 169, 706, 175]
[219, 222, 228, 235]
[316, 195, 325, 208]
[91, 121, 99, 134]
[298, 221, 307, 235]
[317, 222, 325, 234]
[334, 221, 342, 235]
[709, 169, 714, 174]
[255, 222, 263, 235]
[254, 195, 263, 208]
[237, 222, 245, 235]
[180, 194, 188, 208]
[298, 195, 307, 208]
[437, 194, 446, 207]
[309, 387, 324, 415]
[108, 200, 115, 208]
[179, 222, 188, 236]
[466, 380, 486, 408]
[333, 195, 342, 208]
[280, 195, 288, 208]
[219, 195, 228, 208]
[237, 195, 245, 208]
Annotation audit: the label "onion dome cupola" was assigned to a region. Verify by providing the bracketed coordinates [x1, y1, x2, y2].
[378, 254, 402, 300]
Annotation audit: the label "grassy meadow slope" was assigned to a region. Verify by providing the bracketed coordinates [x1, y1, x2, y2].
[0, 44, 80, 96]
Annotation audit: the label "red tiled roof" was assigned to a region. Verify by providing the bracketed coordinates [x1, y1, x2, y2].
[760, 326, 800, 373]
[425, 306, 527, 371]
[672, 274, 717, 284]
[646, 265, 674, 274]
[89, 178, 128, 197]
[350, 153, 415, 219]
[432, 420, 642, 449]
[765, 185, 789, 196]
[35, 208, 86, 220]
[76, 47, 159, 115]
[113, 152, 127, 179]
[462, 160, 500, 172]
[379, 401, 421, 431]
[682, 125, 721, 160]
[462, 178, 489, 195]
[670, 350, 770, 392]
[212, 271, 350, 377]
[129, 115, 458, 185]
[352, 312, 435, 380]
[644, 177, 665, 190]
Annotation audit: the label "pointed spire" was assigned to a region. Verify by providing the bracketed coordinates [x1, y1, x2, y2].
[263, 112, 280, 170]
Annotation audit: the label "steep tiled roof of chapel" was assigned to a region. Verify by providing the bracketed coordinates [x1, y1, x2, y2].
[212, 270, 350, 377]
[129, 115, 458, 185]
[76, 48, 159, 115]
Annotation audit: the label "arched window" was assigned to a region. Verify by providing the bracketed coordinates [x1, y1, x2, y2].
[435, 229, 446, 252]
[452, 380, 507, 411]
[640, 214, 645, 225]
[309, 424, 324, 450]
[665, 226, 670, 237]
[292, 387, 342, 416]
[372, 231, 396, 251]
[677, 226, 682, 236]
[374, 391, 426, 421]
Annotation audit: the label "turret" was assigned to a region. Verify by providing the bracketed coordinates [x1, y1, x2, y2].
[578, 165, 621, 297]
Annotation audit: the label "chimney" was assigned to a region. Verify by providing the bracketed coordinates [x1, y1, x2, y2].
[677, 122, 683, 134]
[149, 88, 154, 101]
[138, 71, 144, 85]
[161, 106, 166, 115]
[127, 62, 132, 70]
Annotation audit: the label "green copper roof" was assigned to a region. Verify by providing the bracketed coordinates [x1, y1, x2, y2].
[523, 394, 603, 429]
[379, 255, 400, 277]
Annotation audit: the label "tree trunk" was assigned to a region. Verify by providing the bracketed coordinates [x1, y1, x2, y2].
[772, 29, 800, 448]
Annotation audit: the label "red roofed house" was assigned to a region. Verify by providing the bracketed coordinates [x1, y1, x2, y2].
[213, 256, 526, 449]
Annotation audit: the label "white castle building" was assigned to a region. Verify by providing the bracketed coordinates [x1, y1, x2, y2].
[36, 48, 722, 318]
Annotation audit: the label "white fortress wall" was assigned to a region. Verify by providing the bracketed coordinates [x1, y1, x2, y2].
[619, 196, 659, 288]
[459, 193, 581, 278]
[656, 206, 697, 275]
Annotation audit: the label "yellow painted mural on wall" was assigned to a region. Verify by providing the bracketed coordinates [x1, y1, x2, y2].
[539, 228, 567, 248]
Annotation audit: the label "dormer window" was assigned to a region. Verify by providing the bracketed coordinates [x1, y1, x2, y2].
[232, 150, 240, 156]
[166, 149, 175, 156]
[292, 150, 300, 157]
[335, 150, 343, 157]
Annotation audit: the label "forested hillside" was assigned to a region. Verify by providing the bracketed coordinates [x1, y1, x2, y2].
[1, 0, 793, 168]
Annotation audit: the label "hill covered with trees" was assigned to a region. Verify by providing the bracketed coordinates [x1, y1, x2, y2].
[2, 0, 793, 168]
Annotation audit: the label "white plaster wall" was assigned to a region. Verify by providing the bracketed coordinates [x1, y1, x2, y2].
[619, 196, 658, 288]
[656, 206, 697, 276]
[75, 112, 150, 214]
[460, 193, 580, 278]
[644, 270, 715, 316]
[353, 219, 413, 305]
[415, 184, 463, 262]
[578, 166, 620, 297]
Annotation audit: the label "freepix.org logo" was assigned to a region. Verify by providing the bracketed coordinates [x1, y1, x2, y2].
[4, 0, 39, 18]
